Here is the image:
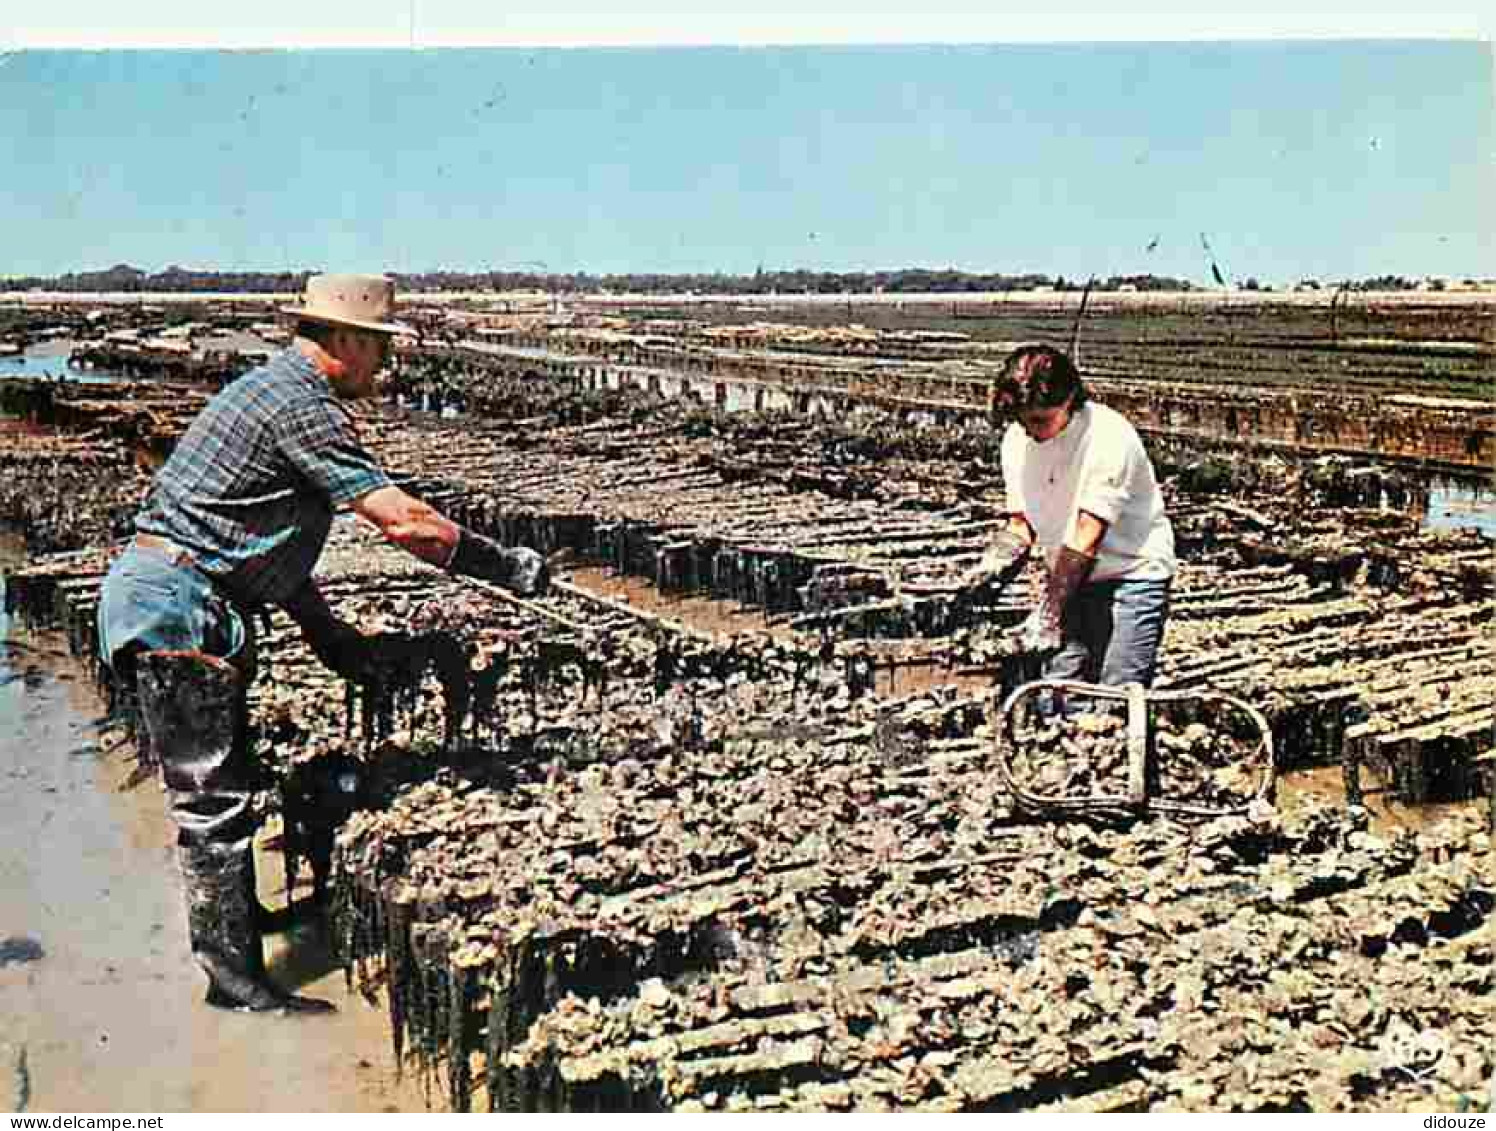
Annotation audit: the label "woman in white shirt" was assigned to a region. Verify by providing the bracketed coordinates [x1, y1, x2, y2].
[965, 345, 1175, 686]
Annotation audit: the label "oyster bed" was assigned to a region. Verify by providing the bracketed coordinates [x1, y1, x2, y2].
[3, 304, 1492, 1112]
[14, 495, 1488, 1113]
[298, 526, 1490, 1112]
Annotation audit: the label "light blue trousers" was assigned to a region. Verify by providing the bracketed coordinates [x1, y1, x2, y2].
[1043, 577, 1172, 688]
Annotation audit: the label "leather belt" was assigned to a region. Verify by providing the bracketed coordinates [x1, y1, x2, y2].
[132, 533, 200, 571]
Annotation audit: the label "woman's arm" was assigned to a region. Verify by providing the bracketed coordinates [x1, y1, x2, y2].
[1069, 509, 1108, 555]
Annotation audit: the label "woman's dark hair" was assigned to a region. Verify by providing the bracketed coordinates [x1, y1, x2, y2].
[989, 344, 1088, 416]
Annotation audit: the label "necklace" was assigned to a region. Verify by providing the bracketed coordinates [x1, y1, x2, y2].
[1042, 408, 1077, 486]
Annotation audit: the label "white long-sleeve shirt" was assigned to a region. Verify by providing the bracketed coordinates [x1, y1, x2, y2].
[1001, 401, 1176, 582]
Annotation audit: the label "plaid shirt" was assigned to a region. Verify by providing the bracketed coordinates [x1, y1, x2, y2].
[136, 347, 390, 607]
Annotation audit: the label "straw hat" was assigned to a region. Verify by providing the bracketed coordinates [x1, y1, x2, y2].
[280, 273, 407, 335]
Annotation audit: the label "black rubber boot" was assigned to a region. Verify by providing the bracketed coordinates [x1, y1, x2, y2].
[178, 841, 334, 1014]
[137, 649, 334, 1015]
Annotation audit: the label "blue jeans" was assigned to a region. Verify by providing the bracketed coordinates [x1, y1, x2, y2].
[1043, 577, 1172, 688]
[97, 545, 251, 677]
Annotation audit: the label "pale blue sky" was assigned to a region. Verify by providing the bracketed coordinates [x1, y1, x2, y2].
[2, 10, 1491, 285]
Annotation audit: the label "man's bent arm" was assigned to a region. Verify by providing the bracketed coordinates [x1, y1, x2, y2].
[352, 485, 460, 566]
[352, 485, 547, 595]
[280, 576, 341, 631]
[280, 576, 375, 681]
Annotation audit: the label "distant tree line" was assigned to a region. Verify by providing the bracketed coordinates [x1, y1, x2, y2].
[1344, 275, 1426, 292]
[33, 262, 1494, 295]
[4, 263, 1210, 296]
[6, 264, 1483, 296]
[2, 265, 315, 294]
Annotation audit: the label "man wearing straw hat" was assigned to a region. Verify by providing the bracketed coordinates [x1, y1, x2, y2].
[96, 274, 547, 1014]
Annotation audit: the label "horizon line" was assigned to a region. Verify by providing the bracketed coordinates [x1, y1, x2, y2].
[8, 20, 1493, 51]
[8, 33, 1490, 51]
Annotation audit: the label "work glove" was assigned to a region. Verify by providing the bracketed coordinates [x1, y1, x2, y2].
[447, 528, 550, 597]
[1011, 545, 1096, 654]
[300, 616, 380, 684]
[958, 528, 1032, 595]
